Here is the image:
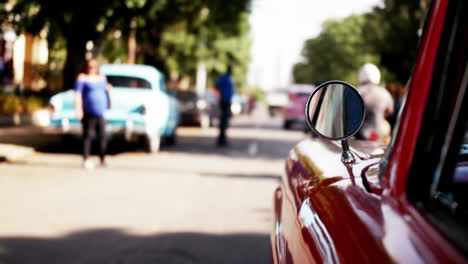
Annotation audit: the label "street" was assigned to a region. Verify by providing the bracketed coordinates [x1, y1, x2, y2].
[0, 108, 305, 264]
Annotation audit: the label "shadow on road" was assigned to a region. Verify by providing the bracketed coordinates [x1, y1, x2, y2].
[36, 135, 145, 155]
[1, 130, 301, 161]
[0, 127, 145, 156]
[165, 134, 300, 161]
[0, 229, 271, 264]
[200, 172, 281, 182]
[0, 119, 305, 160]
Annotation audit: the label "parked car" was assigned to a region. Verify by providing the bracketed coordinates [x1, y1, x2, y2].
[267, 90, 288, 117]
[282, 84, 315, 130]
[176, 90, 217, 128]
[271, 0, 468, 263]
[231, 94, 248, 116]
[49, 64, 179, 152]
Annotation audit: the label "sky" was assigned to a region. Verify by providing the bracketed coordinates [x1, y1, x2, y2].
[247, 0, 382, 91]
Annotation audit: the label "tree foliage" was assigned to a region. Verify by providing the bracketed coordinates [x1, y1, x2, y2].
[363, 0, 428, 84]
[293, 15, 379, 85]
[2, 0, 128, 88]
[2, 0, 251, 90]
[294, 0, 428, 86]
[132, 0, 251, 85]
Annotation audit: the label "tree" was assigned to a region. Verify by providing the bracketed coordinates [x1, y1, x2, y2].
[2, 0, 130, 89]
[293, 15, 379, 85]
[363, 0, 427, 84]
[134, 0, 251, 78]
[158, 11, 251, 87]
[2, 0, 251, 90]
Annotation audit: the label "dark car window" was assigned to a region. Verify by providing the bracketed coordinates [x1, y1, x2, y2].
[405, 0, 468, 255]
[106, 76, 152, 89]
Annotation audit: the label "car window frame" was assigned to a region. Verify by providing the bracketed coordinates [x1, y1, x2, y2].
[404, 0, 468, 255]
[105, 75, 152, 90]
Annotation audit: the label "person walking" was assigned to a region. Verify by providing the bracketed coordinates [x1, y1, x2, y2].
[216, 65, 235, 147]
[356, 63, 394, 144]
[74, 58, 111, 168]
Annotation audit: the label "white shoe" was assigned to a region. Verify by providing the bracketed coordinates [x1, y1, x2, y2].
[82, 159, 94, 169]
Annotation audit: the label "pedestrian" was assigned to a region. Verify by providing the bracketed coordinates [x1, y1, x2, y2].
[0, 59, 5, 82]
[355, 63, 394, 144]
[74, 57, 112, 169]
[247, 94, 256, 115]
[216, 65, 235, 147]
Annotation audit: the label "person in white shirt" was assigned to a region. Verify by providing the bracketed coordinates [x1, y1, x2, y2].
[356, 63, 394, 143]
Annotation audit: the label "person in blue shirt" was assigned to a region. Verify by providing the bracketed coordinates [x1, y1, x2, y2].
[74, 58, 112, 169]
[216, 65, 235, 146]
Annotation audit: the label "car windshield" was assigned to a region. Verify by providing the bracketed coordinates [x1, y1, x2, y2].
[106, 76, 151, 89]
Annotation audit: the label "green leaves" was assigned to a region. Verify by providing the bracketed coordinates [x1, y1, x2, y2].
[294, 0, 426, 85]
[362, 0, 425, 84]
[294, 15, 379, 85]
[132, 0, 251, 86]
[3, 0, 251, 89]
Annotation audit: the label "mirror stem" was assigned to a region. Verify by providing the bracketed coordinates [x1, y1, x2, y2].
[341, 140, 356, 164]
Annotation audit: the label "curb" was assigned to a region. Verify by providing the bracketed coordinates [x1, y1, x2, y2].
[0, 144, 36, 163]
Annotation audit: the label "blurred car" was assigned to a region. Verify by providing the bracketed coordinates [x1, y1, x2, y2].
[267, 90, 288, 117]
[271, 1, 468, 263]
[176, 90, 217, 128]
[231, 94, 248, 116]
[49, 64, 179, 153]
[282, 84, 315, 130]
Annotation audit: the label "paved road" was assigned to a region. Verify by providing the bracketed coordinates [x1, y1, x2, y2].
[0, 108, 305, 264]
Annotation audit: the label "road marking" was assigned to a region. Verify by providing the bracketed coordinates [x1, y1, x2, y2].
[247, 108, 264, 156]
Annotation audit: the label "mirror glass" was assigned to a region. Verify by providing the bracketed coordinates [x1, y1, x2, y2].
[306, 81, 365, 140]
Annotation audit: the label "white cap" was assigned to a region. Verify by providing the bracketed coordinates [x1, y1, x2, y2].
[358, 63, 381, 84]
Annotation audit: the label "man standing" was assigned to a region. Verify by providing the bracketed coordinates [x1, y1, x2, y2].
[216, 65, 235, 147]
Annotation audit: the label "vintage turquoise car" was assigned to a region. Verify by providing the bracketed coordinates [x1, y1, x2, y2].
[49, 64, 179, 152]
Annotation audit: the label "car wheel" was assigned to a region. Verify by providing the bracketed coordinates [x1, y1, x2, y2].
[283, 120, 291, 130]
[165, 130, 177, 145]
[144, 134, 161, 153]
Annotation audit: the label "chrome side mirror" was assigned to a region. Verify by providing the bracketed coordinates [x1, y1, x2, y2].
[305, 81, 365, 164]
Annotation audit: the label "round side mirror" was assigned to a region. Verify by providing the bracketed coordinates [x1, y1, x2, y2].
[305, 81, 365, 140]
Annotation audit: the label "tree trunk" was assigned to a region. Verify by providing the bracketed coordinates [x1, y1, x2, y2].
[63, 37, 87, 90]
[126, 19, 137, 64]
[143, 53, 168, 77]
[142, 24, 168, 77]
[195, 60, 207, 94]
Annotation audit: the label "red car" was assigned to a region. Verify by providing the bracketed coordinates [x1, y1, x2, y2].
[283, 84, 315, 130]
[271, 0, 468, 263]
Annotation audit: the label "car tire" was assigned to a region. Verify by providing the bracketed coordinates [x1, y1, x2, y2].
[269, 107, 275, 117]
[283, 120, 291, 130]
[165, 130, 177, 145]
[144, 134, 161, 153]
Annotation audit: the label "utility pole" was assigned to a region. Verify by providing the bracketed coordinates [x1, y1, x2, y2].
[195, 7, 210, 94]
[126, 19, 137, 64]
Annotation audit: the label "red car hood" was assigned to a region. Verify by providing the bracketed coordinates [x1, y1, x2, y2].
[290, 138, 386, 183]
